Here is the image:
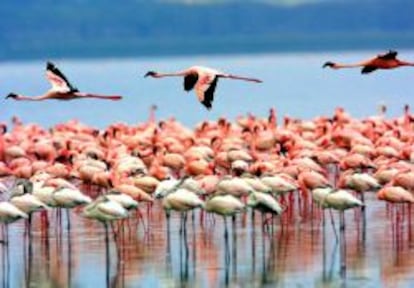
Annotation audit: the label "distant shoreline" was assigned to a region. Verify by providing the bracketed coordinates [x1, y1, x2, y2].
[2, 33, 414, 62]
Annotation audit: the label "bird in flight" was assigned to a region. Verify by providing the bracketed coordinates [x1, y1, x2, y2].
[144, 65, 262, 110]
[323, 50, 414, 74]
[6, 62, 122, 101]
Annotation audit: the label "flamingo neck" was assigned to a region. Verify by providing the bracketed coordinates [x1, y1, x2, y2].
[398, 60, 414, 67]
[157, 72, 187, 78]
[12, 94, 46, 101]
[224, 74, 262, 83]
[334, 62, 365, 69]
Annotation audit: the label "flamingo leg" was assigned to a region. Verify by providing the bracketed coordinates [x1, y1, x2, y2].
[339, 210, 346, 278]
[329, 209, 339, 241]
[104, 222, 110, 288]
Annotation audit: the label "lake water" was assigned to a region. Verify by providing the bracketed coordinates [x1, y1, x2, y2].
[0, 50, 413, 128]
[0, 51, 414, 287]
[0, 188, 413, 288]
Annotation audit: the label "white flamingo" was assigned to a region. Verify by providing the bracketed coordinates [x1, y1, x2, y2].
[162, 188, 204, 231]
[0, 202, 28, 243]
[83, 197, 129, 222]
[205, 194, 245, 239]
[9, 180, 48, 214]
[51, 186, 92, 230]
[320, 188, 364, 275]
[105, 190, 138, 211]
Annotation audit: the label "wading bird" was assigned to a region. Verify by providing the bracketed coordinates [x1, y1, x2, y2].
[144, 66, 262, 110]
[323, 50, 414, 74]
[0, 202, 28, 243]
[6, 62, 122, 101]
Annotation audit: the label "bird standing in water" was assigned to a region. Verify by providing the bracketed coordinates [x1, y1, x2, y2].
[144, 66, 262, 110]
[323, 50, 414, 74]
[6, 62, 123, 101]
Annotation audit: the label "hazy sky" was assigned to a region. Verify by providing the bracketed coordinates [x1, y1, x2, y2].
[159, 0, 335, 6]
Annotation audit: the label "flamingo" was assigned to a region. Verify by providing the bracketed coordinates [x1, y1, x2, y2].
[6, 62, 122, 101]
[0, 202, 28, 243]
[160, 188, 204, 228]
[322, 189, 364, 277]
[9, 180, 48, 215]
[8, 179, 48, 236]
[51, 186, 92, 230]
[83, 196, 129, 222]
[105, 190, 138, 211]
[323, 50, 414, 74]
[83, 196, 129, 283]
[247, 191, 284, 228]
[144, 66, 262, 110]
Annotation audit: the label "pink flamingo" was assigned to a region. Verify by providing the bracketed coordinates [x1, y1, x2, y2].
[6, 62, 122, 101]
[144, 66, 262, 110]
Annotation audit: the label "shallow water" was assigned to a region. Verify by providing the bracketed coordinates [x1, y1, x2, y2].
[0, 186, 413, 288]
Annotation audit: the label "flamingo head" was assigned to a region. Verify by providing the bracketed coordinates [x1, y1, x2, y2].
[144, 71, 159, 78]
[322, 62, 336, 68]
[5, 93, 18, 99]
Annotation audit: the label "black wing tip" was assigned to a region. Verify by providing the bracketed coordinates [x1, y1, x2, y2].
[144, 71, 157, 78]
[361, 66, 377, 74]
[184, 73, 198, 91]
[378, 50, 398, 60]
[5, 93, 17, 99]
[46, 61, 56, 70]
[323, 61, 335, 68]
[201, 100, 212, 110]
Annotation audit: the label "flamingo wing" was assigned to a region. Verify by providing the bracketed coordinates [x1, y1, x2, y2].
[378, 50, 398, 60]
[361, 65, 378, 74]
[46, 62, 78, 93]
[183, 73, 198, 91]
[195, 75, 218, 110]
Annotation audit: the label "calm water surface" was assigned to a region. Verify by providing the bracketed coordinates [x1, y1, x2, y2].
[0, 50, 413, 128]
[0, 185, 413, 288]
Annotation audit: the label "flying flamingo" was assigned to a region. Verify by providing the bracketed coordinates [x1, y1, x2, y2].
[6, 62, 122, 101]
[144, 66, 262, 110]
[323, 50, 414, 74]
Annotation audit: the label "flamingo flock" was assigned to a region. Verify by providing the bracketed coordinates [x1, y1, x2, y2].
[0, 105, 411, 246]
[1, 50, 414, 284]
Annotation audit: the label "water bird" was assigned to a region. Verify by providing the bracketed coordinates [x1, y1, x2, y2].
[322, 189, 364, 277]
[83, 196, 129, 222]
[9, 179, 48, 215]
[105, 190, 138, 211]
[144, 66, 262, 110]
[323, 50, 414, 74]
[83, 196, 129, 284]
[161, 188, 204, 224]
[0, 201, 27, 245]
[247, 191, 284, 228]
[6, 62, 122, 101]
[205, 194, 245, 238]
[377, 186, 414, 203]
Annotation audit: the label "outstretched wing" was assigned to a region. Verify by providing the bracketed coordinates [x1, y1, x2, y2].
[195, 75, 218, 110]
[377, 50, 398, 60]
[361, 65, 378, 74]
[183, 73, 198, 91]
[46, 62, 78, 93]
